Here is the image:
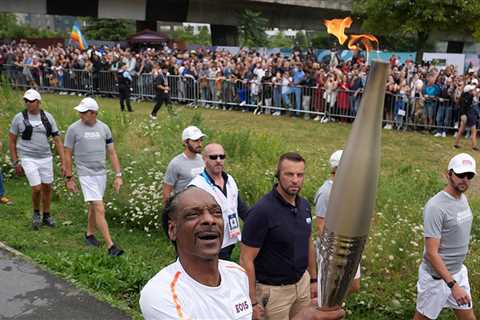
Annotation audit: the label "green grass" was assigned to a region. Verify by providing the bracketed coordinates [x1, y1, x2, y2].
[1, 90, 479, 319]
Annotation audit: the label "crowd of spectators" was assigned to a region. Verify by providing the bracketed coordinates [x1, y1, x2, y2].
[1, 40, 480, 133]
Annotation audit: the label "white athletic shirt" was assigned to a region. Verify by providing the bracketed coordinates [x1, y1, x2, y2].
[140, 259, 252, 320]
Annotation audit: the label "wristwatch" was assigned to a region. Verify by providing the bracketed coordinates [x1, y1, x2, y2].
[115, 172, 122, 177]
[447, 280, 457, 289]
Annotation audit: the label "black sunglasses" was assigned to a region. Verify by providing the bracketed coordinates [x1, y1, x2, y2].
[208, 154, 226, 160]
[24, 99, 37, 103]
[453, 171, 475, 180]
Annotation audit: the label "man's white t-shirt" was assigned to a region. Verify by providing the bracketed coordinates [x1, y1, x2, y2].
[140, 259, 252, 320]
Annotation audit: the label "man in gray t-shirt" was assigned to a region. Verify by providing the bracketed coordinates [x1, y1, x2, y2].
[8, 89, 65, 230]
[415, 153, 476, 320]
[63, 97, 124, 257]
[314, 150, 360, 294]
[162, 126, 205, 205]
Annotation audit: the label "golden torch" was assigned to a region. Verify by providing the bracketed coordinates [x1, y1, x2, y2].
[318, 60, 389, 307]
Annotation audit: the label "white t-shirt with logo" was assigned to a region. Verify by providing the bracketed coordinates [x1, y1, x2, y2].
[140, 259, 252, 320]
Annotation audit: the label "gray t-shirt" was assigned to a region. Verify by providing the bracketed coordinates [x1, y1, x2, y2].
[164, 153, 204, 194]
[314, 179, 333, 218]
[64, 120, 113, 176]
[9, 111, 59, 159]
[422, 191, 473, 276]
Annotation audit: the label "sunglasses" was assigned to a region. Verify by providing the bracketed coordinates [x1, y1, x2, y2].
[24, 99, 37, 103]
[453, 171, 475, 180]
[208, 154, 226, 160]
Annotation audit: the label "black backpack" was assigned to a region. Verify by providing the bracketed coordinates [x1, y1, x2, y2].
[21, 109, 53, 140]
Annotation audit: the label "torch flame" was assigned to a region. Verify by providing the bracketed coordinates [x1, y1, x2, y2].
[324, 17, 352, 45]
[324, 16, 379, 53]
[347, 34, 379, 52]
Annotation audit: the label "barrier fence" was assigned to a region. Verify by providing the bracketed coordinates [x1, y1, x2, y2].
[1, 64, 468, 132]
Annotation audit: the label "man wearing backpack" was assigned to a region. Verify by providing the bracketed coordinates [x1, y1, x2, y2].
[8, 89, 65, 230]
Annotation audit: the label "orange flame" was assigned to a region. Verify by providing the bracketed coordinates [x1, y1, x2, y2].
[324, 17, 352, 45]
[347, 34, 379, 52]
[324, 16, 379, 52]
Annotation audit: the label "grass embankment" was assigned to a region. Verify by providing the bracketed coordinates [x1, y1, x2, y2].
[0, 90, 479, 319]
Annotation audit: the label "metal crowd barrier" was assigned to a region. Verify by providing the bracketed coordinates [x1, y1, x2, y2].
[0, 64, 463, 132]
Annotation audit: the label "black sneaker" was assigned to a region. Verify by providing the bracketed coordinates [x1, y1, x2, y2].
[32, 212, 41, 230]
[42, 215, 55, 227]
[84, 233, 100, 247]
[108, 244, 124, 257]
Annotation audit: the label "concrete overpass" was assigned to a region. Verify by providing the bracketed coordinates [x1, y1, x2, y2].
[0, 0, 352, 45]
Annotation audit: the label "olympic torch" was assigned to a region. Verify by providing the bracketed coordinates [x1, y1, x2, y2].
[318, 61, 389, 308]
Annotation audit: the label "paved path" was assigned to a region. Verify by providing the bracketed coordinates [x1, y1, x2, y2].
[0, 245, 131, 320]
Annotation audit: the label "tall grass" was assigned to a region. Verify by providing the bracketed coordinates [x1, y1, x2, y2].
[0, 87, 478, 319]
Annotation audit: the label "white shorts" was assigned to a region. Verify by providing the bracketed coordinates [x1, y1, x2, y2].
[416, 264, 472, 319]
[79, 175, 107, 202]
[21, 157, 54, 186]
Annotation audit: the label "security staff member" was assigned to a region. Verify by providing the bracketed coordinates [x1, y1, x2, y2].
[240, 152, 317, 320]
[188, 143, 248, 260]
[117, 63, 133, 112]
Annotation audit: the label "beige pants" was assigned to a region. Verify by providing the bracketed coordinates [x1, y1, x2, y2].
[256, 271, 311, 320]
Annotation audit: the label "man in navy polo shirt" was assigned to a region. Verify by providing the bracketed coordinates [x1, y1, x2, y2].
[240, 152, 317, 320]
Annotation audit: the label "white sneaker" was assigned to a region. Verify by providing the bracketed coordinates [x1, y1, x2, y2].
[240, 101, 246, 106]
[149, 114, 157, 120]
[313, 115, 321, 121]
[442, 132, 447, 137]
[434, 132, 442, 137]
[320, 116, 329, 123]
[272, 111, 281, 116]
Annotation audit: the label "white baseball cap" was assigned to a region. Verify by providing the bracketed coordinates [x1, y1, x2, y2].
[471, 78, 478, 85]
[74, 97, 99, 112]
[464, 84, 476, 93]
[182, 126, 206, 141]
[329, 150, 343, 169]
[448, 153, 476, 175]
[23, 89, 41, 101]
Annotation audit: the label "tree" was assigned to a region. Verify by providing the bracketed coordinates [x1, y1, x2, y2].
[83, 18, 135, 41]
[239, 9, 269, 47]
[268, 31, 292, 48]
[308, 31, 336, 49]
[294, 31, 309, 49]
[0, 13, 63, 39]
[197, 26, 211, 46]
[169, 26, 211, 46]
[354, 0, 480, 63]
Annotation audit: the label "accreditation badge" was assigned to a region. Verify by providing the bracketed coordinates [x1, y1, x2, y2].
[227, 212, 241, 239]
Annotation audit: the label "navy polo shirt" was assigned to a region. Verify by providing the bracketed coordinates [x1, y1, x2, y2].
[242, 184, 312, 285]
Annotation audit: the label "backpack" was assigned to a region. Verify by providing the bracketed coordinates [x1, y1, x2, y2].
[21, 109, 53, 140]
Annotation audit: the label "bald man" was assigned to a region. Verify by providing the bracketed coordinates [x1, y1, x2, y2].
[188, 143, 248, 260]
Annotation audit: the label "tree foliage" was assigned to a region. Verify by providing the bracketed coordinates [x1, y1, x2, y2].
[83, 18, 135, 41]
[294, 31, 309, 49]
[0, 13, 63, 39]
[239, 9, 269, 47]
[170, 26, 211, 46]
[268, 31, 292, 48]
[353, 0, 480, 62]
